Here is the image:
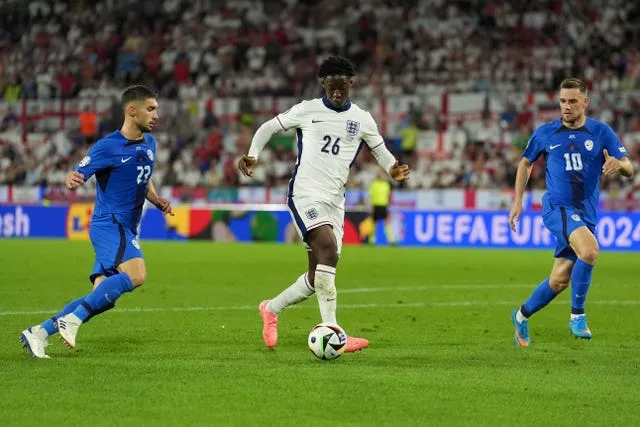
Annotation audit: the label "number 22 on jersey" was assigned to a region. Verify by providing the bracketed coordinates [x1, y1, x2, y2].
[136, 165, 151, 184]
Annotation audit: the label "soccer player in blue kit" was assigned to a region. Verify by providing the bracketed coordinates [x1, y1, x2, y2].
[20, 85, 173, 358]
[509, 78, 633, 347]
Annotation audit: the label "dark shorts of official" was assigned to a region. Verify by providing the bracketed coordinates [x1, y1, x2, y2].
[88, 214, 143, 283]
[542, 195, 595, 262]
[372, 206, 388, 221]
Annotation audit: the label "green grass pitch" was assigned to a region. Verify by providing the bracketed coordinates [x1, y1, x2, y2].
[1, 239, 639, 426]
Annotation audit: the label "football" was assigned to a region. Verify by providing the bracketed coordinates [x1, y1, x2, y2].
[307, 323, 347, 360]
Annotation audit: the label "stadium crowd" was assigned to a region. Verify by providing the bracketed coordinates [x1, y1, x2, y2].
[1, 0, 640, 196]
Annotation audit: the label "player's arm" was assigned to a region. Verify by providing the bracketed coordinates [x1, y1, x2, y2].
[509, 130, 542, 231]
[509, 157, 534, 228]
[146, 180, 174, 216]
[602, 125, 634, 177]
[239, 103, 305, 177]
[238, 118, 282, 177]
[67, 140, 113, 190]
[363, 113, 409, 182]
[603, 152, 633, 177]
[65, 171, 85, 190]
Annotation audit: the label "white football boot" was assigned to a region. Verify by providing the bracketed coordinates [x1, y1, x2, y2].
[56, 314, 82, 349]
[20, 325, 50, 359]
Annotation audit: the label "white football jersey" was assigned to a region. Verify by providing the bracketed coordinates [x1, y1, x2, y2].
[276, 97, 386, 206]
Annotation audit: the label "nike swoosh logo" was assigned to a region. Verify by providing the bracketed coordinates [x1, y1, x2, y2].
[312, 119, 325, 123]
[121, 157, 132, 163]
[550, 144, 561, 150]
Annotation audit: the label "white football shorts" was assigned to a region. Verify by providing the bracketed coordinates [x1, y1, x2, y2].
[286, 195, 344, 254]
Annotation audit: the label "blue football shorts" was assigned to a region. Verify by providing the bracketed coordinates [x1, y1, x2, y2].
[541, 196, 595, 261]
[88, 214, 143, 283]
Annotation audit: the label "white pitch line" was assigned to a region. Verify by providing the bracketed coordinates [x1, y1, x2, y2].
[2, 299, 640, 317]
[339, 284, 533, 293]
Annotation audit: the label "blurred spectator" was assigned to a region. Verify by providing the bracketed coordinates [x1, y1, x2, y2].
[512, 124, 532, 157]
[79, 105, 98, 145]
[1, 107, 19, 131]
[56, 65, 76, 99]
[400, 120, 418, 164]
[3, 76, 22, 102]
[475, 115, 501, 147]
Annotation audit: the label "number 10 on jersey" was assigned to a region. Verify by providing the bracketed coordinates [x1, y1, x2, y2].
[564, 153, 583, 171]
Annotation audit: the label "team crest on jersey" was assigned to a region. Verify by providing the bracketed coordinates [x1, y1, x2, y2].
[571, 214, 581, 222]
[147, 149, 154, 161]
[132, 239, 140, 249]
[584, 140, 594, 151]
[345, 120, 360, 139]
[79, 156, 90, 167]
[305, 208, 318, 220]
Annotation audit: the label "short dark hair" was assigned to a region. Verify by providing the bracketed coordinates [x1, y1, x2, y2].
[121, 85, 157, 108]
[317, 56, 355, 78]
[560, 78, 588, 95]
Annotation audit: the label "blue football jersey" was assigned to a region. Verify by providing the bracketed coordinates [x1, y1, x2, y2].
[76, 130, 156, 231]
[522, 117, 627, 224]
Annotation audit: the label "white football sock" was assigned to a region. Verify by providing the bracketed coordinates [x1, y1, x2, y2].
[516, 309, 527, 323]
[314, 264, 337, 324]
[267, 273, 314, 315]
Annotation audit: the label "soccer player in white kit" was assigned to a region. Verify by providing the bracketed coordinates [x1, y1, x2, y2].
[238, 56, 410, 352]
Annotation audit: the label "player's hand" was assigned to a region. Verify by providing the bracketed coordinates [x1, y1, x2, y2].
[602, 149, 621, 177]
[65, 171, 85, 190]
[153, 197, 174, 216]
[509, 204, 523, 232]
[238, 155, 257, 177]
[389, 161, 410, 182]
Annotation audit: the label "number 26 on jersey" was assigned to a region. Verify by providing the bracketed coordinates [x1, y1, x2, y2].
[321, 135, 341, 155]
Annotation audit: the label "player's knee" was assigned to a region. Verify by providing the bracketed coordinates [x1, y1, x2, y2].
[316, 251, 338, 266]
[579, 246, 599, 264]
[313, 240, 338, 265]
[548, 277, 569, 293]
[127, 270, 146, 287]
[92, 275, 106, 290]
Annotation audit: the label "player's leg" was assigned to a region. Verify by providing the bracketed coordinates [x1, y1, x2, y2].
[58, 258, 143, 348]
[567, 226, 598, 339]
[267, 251, 316, 315]
[258, 197, 321, 348]
[57, 222, 143, 348]
[512, 201, 575, 346]
[512, 257, 573, 346]
[20, 272, 109, 358]
[383, 210, 395, 245]
[370, 209, 378, 245]
[278, 199, 338, 324]
[259, 251, 316, 348]
[306, 210, 368, 352]
[519, 258, 573, 318]
[306, 225, 339, 325]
